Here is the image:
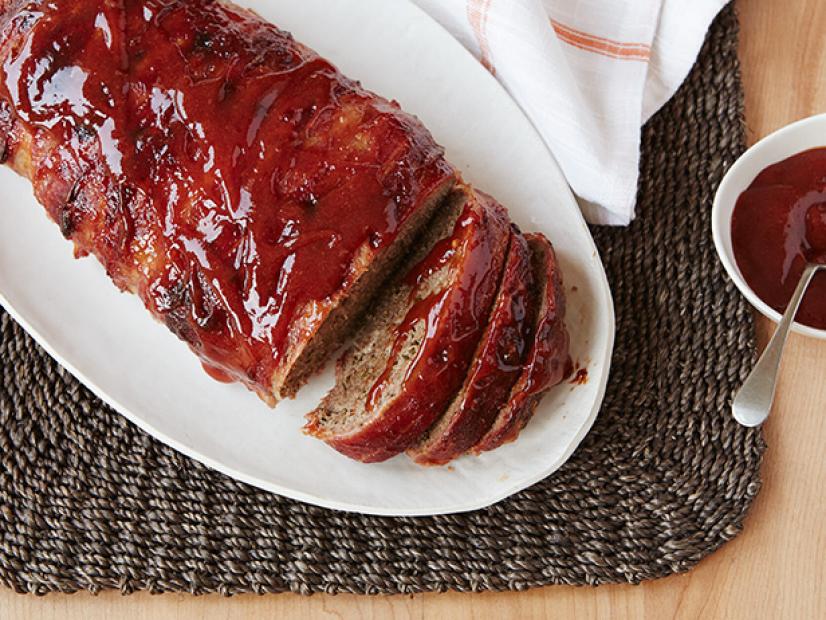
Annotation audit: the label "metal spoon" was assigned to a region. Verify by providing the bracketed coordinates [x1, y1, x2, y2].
[733, 262, 826, 427]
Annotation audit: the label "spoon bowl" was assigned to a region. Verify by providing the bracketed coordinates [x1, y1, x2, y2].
[712, 112, 826, 340]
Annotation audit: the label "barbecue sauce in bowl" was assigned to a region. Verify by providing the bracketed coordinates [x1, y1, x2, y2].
[731, 148, 826, 329]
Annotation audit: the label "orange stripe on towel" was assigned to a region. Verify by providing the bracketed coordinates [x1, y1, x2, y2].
[550, 19, 651, 61]
[467, 0, 495, 74]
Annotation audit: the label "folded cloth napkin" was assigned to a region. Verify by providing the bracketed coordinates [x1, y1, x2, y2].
[411, 0, 728, 225]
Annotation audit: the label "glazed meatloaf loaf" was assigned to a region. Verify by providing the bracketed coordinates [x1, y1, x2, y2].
[0, 0, 572, 466]
[0, 0, 454, 404]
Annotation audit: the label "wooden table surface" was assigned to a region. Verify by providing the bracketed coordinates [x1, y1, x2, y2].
[3, 1, 825, 618]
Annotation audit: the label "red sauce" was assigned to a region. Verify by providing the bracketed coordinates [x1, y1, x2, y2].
[0, 0, 452, 396]
[402, 234, 458, 288]
[731, 148, 826, 329]
[570, 367, 588, 385]
[201, 362, 234, 384]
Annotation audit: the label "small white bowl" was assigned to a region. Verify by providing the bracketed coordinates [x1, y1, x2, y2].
[712, 113, 826, 340]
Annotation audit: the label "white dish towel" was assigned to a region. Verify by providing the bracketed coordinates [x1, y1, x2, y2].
[412, 0, 728, 225]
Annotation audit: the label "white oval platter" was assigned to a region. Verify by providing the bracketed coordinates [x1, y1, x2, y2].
[0, 0, 615, 516]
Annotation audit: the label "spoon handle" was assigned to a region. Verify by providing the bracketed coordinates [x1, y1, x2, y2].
[733, 263, 822, 427]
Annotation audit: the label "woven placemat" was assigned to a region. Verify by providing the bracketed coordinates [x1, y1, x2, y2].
[0, 5, 766, 595]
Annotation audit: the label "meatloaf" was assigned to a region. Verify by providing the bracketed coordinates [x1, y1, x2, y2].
[0, 0, 574, 466]
[0, 0, 454, 403]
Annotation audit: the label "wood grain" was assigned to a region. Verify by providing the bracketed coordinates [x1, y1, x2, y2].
[2, 0, 825, 617]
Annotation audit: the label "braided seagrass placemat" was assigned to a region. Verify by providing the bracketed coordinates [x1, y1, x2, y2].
[0, 5, 765, 595]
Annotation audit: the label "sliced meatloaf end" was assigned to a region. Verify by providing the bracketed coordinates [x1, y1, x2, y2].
[407, 227, 534, 466]
[305, 185, 510, 462]
[471, 232, 571, 454]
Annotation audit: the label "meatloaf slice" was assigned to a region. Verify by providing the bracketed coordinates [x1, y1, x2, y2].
[305, 186, 510, 462]
[407, 228, 534, 466]
[472, 233, 570, 453]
